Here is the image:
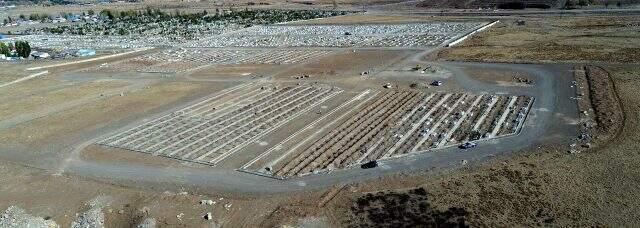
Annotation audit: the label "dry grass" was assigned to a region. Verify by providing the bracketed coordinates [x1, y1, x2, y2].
[438, 16, 640, 63]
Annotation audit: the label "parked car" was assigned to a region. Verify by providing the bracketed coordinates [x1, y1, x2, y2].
[431, 80, 443, 86]
[361, 160, 378, 169]
[459, 142, 477, 149]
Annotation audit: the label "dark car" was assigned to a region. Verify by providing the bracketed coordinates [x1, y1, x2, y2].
[459, 142, 477, 149]
[361, 160, 378, 169]
[431, 80, 443, 86]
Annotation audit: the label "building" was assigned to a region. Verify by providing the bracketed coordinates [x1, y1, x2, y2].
[31, 51, 50, 59]
[76, 49, 96, 57]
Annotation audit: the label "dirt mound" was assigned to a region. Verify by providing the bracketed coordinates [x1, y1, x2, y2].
[584, 65, 623, 140]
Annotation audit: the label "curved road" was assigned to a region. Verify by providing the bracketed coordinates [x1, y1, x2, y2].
[61, 48, 579, 195]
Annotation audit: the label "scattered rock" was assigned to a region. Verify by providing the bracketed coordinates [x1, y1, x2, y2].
[87, 196, 111, 209]
[137, 218, 156, 228]
[200, 200, 214, 205]
[569, 143, 580, 154]
[0, 206, 59, 228]
[71, 208, 104, 228]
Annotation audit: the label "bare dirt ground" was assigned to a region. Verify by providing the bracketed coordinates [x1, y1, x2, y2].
[461, 66, 535, 87]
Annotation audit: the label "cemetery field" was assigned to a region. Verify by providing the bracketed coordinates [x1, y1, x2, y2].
[2, 9, 627, 227]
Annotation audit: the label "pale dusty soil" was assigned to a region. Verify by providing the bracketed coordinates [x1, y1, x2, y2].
[0, 80, 128, 119]
[0, 77, 64, 102]
[81, 145, 191, 169]
[0, 63, 37, 84]
[188, 64, 277, 79]
[461, 66, 534, 87]
[274, 50, 408, 86]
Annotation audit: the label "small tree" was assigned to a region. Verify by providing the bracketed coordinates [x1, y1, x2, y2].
[578, 0, 588, 7]
[14, 41, 21, 57]
[0, 42, 9, 56]
[118, 28, 128, 35]
[14, 41, 31, 58]
[100, 9, 115, 20]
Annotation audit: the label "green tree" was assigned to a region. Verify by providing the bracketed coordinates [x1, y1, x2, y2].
[578, 0, 588, 7]
[14, 41, 31, 58]
[100, 9, 115, 20]
[0, 42, 9, 56]
[118, 28, 128, 35]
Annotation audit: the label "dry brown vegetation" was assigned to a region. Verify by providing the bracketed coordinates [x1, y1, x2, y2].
[344, 188, 469, 227]
[583, 65, 623, 138]
[437, 16, 640, 63]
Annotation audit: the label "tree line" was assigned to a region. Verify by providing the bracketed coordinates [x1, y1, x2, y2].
[0, 41, 31, 58]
